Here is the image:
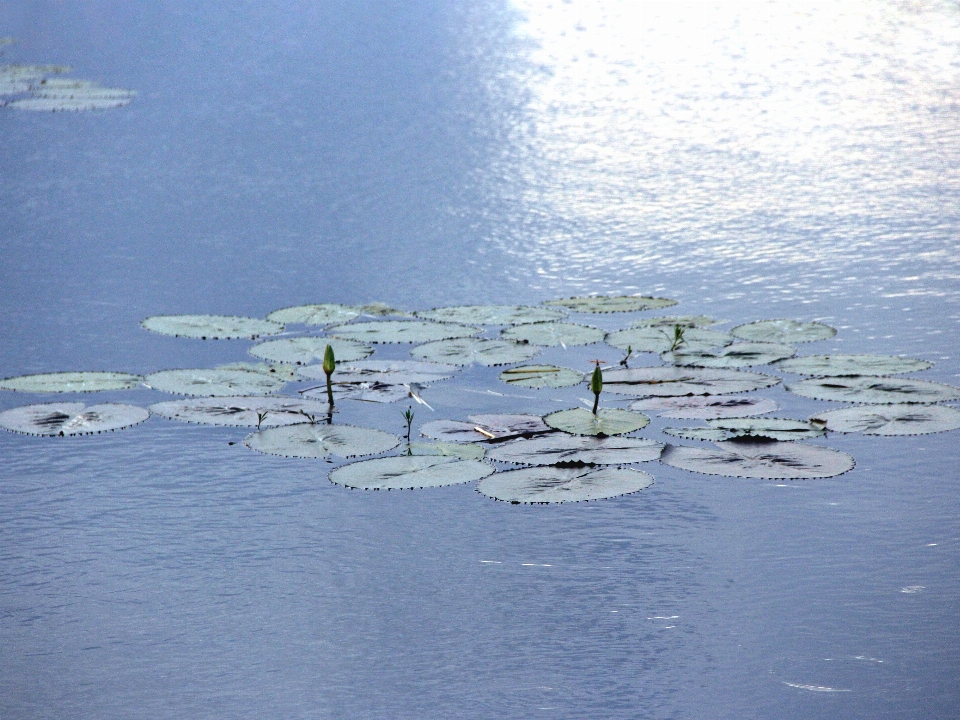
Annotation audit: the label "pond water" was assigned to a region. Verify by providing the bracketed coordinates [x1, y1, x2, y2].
[2, 1, 959, 718]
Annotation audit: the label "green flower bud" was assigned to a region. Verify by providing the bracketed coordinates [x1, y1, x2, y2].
[323, 345, 336, 376]
[590, 365, 603, 396]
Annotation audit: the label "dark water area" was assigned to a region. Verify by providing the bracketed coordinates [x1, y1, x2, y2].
[1, 1, 959, 718]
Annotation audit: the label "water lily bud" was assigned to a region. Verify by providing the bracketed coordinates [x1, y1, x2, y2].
[590, 365, 603, 395]
[323, 345, 336, 375]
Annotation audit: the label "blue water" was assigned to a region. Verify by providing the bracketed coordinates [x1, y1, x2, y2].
[2, 1, 959, 717]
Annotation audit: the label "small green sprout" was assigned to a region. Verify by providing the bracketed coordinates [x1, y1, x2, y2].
[256, 410, 269, 429]
[402, 406, 415, 444]
[590, 361, 603, 415]
[323, 344, 336, 407]
[669, 325, 686, 352]
[620, 345, 632, 368]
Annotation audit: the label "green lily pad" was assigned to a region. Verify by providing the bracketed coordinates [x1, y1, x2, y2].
[775, 354, 934, 377]
[498, 365, 585, 389]
[299, 360, 458, 385]
[605, 327, 734, 353]
[543, 408, 650, 436]
[630, 395, 778, 419]
[266, 304, 361, 326]
[217, 362, 300, 381]
[249, 337, 373, 365]
[329, 455, 494, 490]
[543, 296, 678, 313]
[731, 319, 836, 344]
[663, 342, 796, 368]
[414, 305, 566, 325]
[0, 371, 143, 393]
[0, 402, 149, 436]
[603, 367, 781, 397]
[809, 404, 960, 435]
[486, 435, 662, 466]
[144, 369, 286, 397]
[631, 315, 720, 328]
[408, 442, 487, 459]
[244, 423, 399, 459]
[141, 314, 283, 340]
[354, 302, 410, 317]
[302, 382, 411, 404]
[420, 414, 554, 443]
[660, 440, 855, 479]
[411, 338, 541, 366]
[328, 320, 479, 344]
[663, 418, 825, 442]
[477, 467, 654, 504]
[501, 322, 604, 347]
[149, 396, 331, 427]
[786, 376, 960, 404]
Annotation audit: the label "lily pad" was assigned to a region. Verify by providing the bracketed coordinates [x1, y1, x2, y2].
[266, 304, 360, 326]
[329, 455, 494, 490]
[420, 414, 554, 443]
[144, 369, 286, 397]
[498, 365, 585, 389]
[775, 354, 934, 377]
[244, 423, 399, 459]
[543, 296, 678, 313]
[9, 80, 136, 111]
[486, 435, 662, 466]
[299, 360, 458, 385]
[809, 404, 960, 436]
[141, 314, 283, 340]
[411, 338, 541, 366]
[148, 396, 330, 427]
[249, 337, 373, 365]
[731, 319, 836, 344]
[663, 342, 796, 368]
[302, 381, 411, 404]
[477, 467, 654, 504]
[408, 442, 487, 459]
[630, 395, 778, 419]
[631, 315, 720, 328]
[0, 371, 143, 393]
[0, 402, 149, 436]
[602, 367, 781, 397]
[663, 418, 825, 442]
[785, 376, 960, 404]
[414, 305, 566, 325]
[217, 362, 300, 381]
[543, 408, 650, 436]
[501, 322, 605, 347]
[329, 320, 478, 344]
[605, 327, 734, 353]
[660, 440, 855, 479]
[354, 302, 410, 317]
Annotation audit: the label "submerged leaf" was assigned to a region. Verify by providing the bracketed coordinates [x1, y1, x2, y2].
[810, 404, 960, 435]
[663, 342, 796, 368]
[602, 367, 781, 397]
[0, 371, 142, 393]
[250, 337, 372, 365]
[266, 304, 360, 326]
[414, 304, 566, 325]
[477, 466, 654, 503]
[543, 296, 678, 313]
[329, 455, 494, 490]
[605, 327, 733, 353]
[501, 321, 604, 347]
[299, 359, 458, 385]
[411, 338, 541, 366]
[630, 395, 778, 419]
[149, 396, 330, 427]
[141, 314, 283, 340]
[408, 442, 486, 459]
[144, 368, 285, 397]
[775, 354, 933, 377]
[0, 402, 149, 436]
[786, 376, 960, 404]
[244, 423, 399, 459]
[631, 315, 720, 328]
[731, 319, 836, 344]
[486, 435, 662, 466]
[329, 320, 478, 344]
[664, 418, 825, 442]
[660, 440, 855, 479]
[420, 414, 553, 443]
[544, 407, 649, 436]
[498, 365, 585, 389]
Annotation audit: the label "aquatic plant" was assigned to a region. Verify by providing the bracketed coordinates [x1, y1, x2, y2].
[323, 344, 336, 407]
[477, 467, 654, 504]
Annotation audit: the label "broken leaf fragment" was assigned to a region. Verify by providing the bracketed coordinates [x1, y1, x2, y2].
[660, 440, 855, 479]
[411, 338, 540, 366]
[605, 327, 733, 353]
[0, 402, 149, 436]
[141, 314, 283, 340]
[329, 455, 494, 490]
[486, 435, 662, 466]
[602, 367, 781, 397]
[144, 368, 285, 397]
[266, 304, 360, 326]
[0, 371, 143, 393]
[244, 423, 399, 459]
[810, 404, 960, 435]
[414, 304, 566, 325]
[775, 354, 933, 377]
[329, 320, 478, 344]
[501, 321, 604, 347]
[250, 337, 372, 365]
[477, 466, 654, 503]
[731, 319, 836, 344]
[149, 396, 330, 427]
[786, 376, 960, 404]
[543, 296, 678, 313]
[663, 342, 796, 368]
[498, 365, 584, 389]
[544, 407, 649, 436]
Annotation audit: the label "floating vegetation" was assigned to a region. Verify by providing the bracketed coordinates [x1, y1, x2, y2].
[731, 319, 836, 344]
[486, 435, 662, 466]
[408, 442, 486, 459]
[144, 368, 286, 397]
[630, 395, 778, 419]
[266, 304, 360, 326]
[631, 315, 720, 328]
[244, 423, 399, 459]
[775, 354, 934, 377]
[477, 467, 654, 503]
[354, 302, 410, 317]
[330, 455, 494, 490]
[250, 337, 372, 365]
[0, 371, 142, 393]
[411, 338, 541, 366]
[809, 404, 960, 436]
[498, 364, 584, 389]
[329, 320, 478, 344]
[141, 314, 283, 340]
[664, 418, 825, 442]
[660, 440, 855, 479]
[299, 360, 458, 385]
[1, 63, 69, 95]
[9, 79, 136, 111]
[663, 342, 796, 368]
[543, 296, 678, 313]
[786, 376, 960, 404]
[217, 362, 300, 381]
[149, 396, 331, 427]
[420, 414, 554, 443]
[501, 322, 604, 347]
[414, 304, 566, 325]
[602, 367, 781, 397]
[605, 327, 733, 353]
[0, 402, 149, 436]
[544, 408, 650, 436]
[304, 381, 412, 404]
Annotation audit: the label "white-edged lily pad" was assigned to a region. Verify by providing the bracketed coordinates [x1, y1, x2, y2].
[663, 418, 825, 442]
[302, 382, 411, 404]
[731, 319, 836, 344]
[663, 342, 796, 368]
[605, 327, 734, 353]
[411, 338, 541, 366]
[217, 362, 300, 381]
[414, 305, 566, 325]
[603, 367, 781, 397]
[144, 369, 286, 397]
[299, 360, 458, 385]
[0, 402, 149, 436]
[775, 354, 934, 377]
[630, 395, 778, 419]
[408, 442, 487, 459]
[329, 455, 494, 490]
[809, 404, 960, 436]
[544, 408, 650, 436]
[141, 314, 283, 340]
[477, 466, 654, 504]
[501, 322, 604, 347]
[329, 320, 478, 344]
[544, 296, 678, 313]
[420, 414, 554, 443]
[249, 337, 373, 365]
[786, 376, 960, 404]
[660, 440, 855, 479]
[8, 82, 135, 111]
[244, 423, 399, 459]
[631, 315, 720, 328]
[0, 371, 143, 393]
[486, 435, 662, 466]
[148, 396, 330, 427]
[498, 365, 585, 389]
[266, 304, 361, 326]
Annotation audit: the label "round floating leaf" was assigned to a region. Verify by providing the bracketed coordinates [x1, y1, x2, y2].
[354, 302, 410, 317]
[662, 427, 729, 442]
[299, 360, 458, 385]
[605, 327, 733, 353]
[775, 354, 934, 377]
[329, 320, 478, 344]
[411, 338, 541, 366]
[501, 322, 604, 347]
[603, 367, 781, 397]
[543, 296, 678, 313]
[663, 342, 796, 368]
[810, 404, 960, 436]
[731, 319, 836, 344]
[664, 418, 825, 442]
[141, 314, 283, 340]
[486, 435, 662, 466]
[544, 408, 650, 436]
[149, 396, 330, 427]
[498, 365, 585, 389]
[420, 414, 554, 443]
[330, 455, 494, 490]
[145, 369, 285, 397]
[250, 337, 372, 365]
[408, 442, 486, 459]
[630, 395, 778, 419]
[217, 362, 300, 381]
[0, 371, 142, 393]
[266, 304, 360, 326]
[303, 382, 411, 404]
[631, 315, 720, 328]
[244, 423, 399, 459]
[9, 82, 135, 111]
[0, 402, 149, 436]
[786, 376, 960, 404]
[660, 440, 855, 479]
[414, 305, 566, 325]
[477, 466, 654, 504]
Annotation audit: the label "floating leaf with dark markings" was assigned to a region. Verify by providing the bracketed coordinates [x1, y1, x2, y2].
[141, 314, 283, 340]
[631, 315, 720, 328]
[149, 396, 331, 427]
[218, 362, 299, 381]
[244, 423, 399, 459]
[630, 395, 778, 419]
[145, 369, 285, 397]
[731, 319, 836, 344]
[543, 296, 678, 313]
[605, 327, 733, 353]
[486, 435, 662, 466]
[0, 402, 149, 436]
[411, 338, 541, 366]
[420, 414, 554, 443]
[660, 440, 855, 479]
[662, 342, 796, 368]
[414, 305, 566, 325]
[603, 367, 781, 397]
[786, 376, 960, 404]
[544, 408, 650, 436]
[810, 404, 960, 435]
[329, 455, 494, 490]
[0, 371, 143, 393]
[477, 466, 654, 503]
[408, 442, 486, 459]
[498, 365, 585, 389]
[9, 79, 136, 111]
[354, 302, 410, 317]
[775, 354, 933, 377]
[250, 337, 372, 365]
[501, 322, 604, 347]
[663, 418, 825, 442]
[299, 360, 458, 385]
[266, 304, 360, 326]
[329, 320, 478, 344]
[302, 381, 411, 404]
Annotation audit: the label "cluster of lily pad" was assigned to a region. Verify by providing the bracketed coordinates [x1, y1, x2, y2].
[2, 296, 959, 505]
